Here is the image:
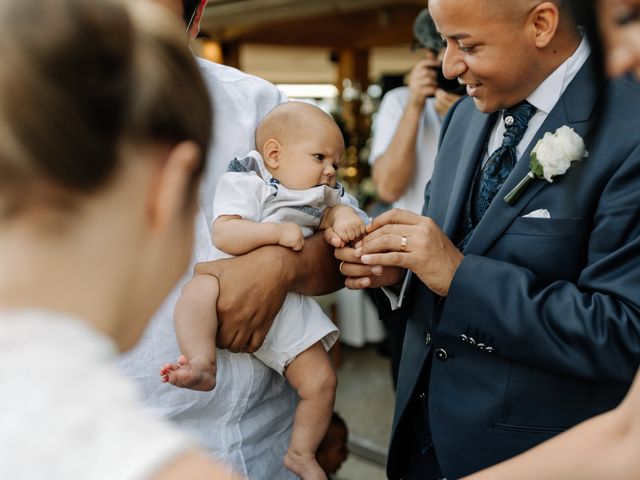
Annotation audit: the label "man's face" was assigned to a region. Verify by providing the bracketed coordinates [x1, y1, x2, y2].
[430, 0, 541, 112]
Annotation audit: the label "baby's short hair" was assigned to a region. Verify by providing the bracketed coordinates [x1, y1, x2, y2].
[255, 101, 338, 153]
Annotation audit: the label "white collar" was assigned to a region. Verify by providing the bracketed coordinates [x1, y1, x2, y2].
[527, 34, 591, 115]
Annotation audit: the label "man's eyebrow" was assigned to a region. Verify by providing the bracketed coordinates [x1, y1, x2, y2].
[440, 32, 472, 40]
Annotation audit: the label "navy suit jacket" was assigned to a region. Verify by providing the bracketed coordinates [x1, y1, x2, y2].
[386, 57, 640, 479]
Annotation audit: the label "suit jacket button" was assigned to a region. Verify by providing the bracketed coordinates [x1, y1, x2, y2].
[485, 346, 494, 353]
[468, 336, 477, 346]
[435, 348, 448, 361]
[425, 332, 432, 346]
[458, 334, 468, 343]
[477, 343, 485, 350]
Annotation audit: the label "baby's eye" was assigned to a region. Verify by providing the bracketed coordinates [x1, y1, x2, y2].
[313, 153, 325, 161]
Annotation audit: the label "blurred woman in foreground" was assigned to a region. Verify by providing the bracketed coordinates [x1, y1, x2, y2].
[0, 0, 236, 478]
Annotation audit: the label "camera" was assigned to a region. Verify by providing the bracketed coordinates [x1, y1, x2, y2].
[413, 10, 467, 96]
[434, 67, 467, 95]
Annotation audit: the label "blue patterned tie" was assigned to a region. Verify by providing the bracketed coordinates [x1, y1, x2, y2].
[459, 101, 536, 249]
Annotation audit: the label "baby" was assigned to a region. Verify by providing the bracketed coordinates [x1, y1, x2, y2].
[160, 101, 367, 480]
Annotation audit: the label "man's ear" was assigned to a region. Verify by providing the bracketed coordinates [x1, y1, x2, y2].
[529, 1, 560, 49]
[188, 0, 207, 38]
[262, 139, 281, 169]
[147, 141, 201, 232]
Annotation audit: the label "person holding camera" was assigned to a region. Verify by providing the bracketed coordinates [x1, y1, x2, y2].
[369, 9, 464, 215]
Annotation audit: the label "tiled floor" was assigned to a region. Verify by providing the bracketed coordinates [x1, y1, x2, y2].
[333, 345, 395, 480]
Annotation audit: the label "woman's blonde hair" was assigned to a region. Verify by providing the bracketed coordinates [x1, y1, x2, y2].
[0, 0, 211, 216]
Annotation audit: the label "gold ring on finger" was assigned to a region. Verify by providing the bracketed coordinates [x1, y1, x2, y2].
[339, 261, 346, 276]
[400, 235, 408, 252]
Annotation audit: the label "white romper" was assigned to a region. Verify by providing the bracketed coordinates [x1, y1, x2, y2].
[211, 151, 364, 373]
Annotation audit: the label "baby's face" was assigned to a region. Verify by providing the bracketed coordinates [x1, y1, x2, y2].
[273, 120, 344, 190]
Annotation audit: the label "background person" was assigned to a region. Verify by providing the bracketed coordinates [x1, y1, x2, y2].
[0, 0, 237, 478]
[119, 1, 346, 478]
[598, 0, 640, 77]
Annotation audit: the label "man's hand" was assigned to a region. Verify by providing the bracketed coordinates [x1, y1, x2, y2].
[195, 233, 343, 353]
[355, 209, 463, 297]
[194, 246, 289, 353]
[334, 245, 405, 290]
[407, 54, 439, 107]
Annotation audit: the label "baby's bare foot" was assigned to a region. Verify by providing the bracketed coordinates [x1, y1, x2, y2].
[284, 451, 327, 480]
[159, 354, 216, 391]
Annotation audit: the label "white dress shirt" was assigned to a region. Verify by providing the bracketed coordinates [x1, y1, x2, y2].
[484, 35, 591, 162]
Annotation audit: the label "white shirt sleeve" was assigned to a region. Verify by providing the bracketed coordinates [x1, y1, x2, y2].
[212, 172, 265, 224]
[381, 270, 412, 310]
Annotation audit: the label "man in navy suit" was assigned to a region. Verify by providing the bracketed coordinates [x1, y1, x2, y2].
[336, 0, 640, 478]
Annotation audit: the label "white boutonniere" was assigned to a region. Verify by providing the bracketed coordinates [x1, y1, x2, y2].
[504, 126, 588, 205]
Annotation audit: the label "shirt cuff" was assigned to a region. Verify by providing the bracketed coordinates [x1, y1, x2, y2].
[381, 270, 412, 310]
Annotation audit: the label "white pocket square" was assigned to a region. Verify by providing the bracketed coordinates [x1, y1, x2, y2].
[522, 209, 551, 219]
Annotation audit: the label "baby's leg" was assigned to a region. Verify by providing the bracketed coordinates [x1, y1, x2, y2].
[283, 342, 337, 480]
[159, 274, 219, 391]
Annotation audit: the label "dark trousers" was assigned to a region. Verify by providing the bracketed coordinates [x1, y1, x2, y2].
[390, 358, 446, 480]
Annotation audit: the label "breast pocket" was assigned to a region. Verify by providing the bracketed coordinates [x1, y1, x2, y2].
[505, 217, 584, 237]
[492, 217, 588, 282]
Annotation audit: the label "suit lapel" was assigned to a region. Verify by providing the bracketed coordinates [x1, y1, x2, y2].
[440, 110, 497, 237]
[463, 55, 602, 256]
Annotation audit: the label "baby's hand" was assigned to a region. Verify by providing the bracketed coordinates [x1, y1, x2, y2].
[278, 222, 305, 251]
[332, 215, 367, 247]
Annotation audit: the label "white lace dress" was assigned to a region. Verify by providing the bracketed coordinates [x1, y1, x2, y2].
[0, 310, 192, 480]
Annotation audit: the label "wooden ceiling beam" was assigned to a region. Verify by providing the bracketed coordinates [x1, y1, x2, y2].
[203, 5, 422, 48]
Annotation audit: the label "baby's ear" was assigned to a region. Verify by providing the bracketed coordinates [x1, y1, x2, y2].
[262, 139, 281, 168]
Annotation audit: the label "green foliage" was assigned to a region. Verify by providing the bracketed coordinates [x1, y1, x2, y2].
[530, 153, 544, 179]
